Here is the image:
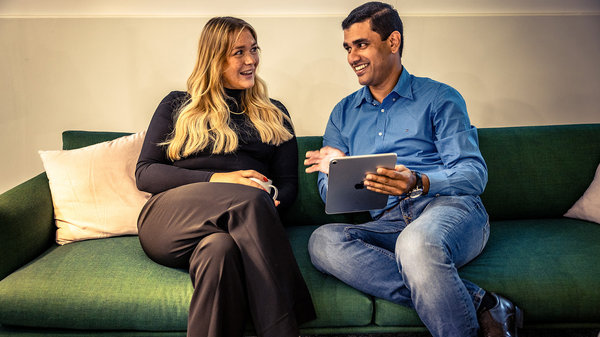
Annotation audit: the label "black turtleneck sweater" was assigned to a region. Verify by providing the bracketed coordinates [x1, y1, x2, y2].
[135, 90, 298, 208]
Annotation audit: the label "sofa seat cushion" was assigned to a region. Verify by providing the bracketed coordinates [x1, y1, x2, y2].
[0, 236, 191, 330]
[0, 226, 373, 331]
[374, 219, 600, 326]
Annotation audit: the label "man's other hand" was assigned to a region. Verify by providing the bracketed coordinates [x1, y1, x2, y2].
[304, 146, 346, 175]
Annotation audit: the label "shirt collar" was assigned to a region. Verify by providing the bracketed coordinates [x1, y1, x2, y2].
[354, 67, 414, 108]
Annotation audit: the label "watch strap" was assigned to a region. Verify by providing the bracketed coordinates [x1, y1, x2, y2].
[408, 170, 423, 198]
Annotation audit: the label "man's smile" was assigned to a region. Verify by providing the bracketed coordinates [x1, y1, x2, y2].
[353, 63, 369, 75]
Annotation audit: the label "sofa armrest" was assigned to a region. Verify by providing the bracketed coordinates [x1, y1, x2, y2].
[0, 173, 55, 281]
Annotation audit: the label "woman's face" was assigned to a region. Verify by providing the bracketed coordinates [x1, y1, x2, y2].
[222, 29, 259, 90]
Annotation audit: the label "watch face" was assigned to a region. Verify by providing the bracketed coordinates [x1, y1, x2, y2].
[409, 188, 423, 199]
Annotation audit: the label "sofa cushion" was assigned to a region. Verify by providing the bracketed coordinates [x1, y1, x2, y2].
[0, 227, 373, 331]
[40, 132, 151, 245]
[374, 219, 600, 326]
[564, 163, 600, 224]
[478, 124, 600, 221]
[0, 236, 191, 330]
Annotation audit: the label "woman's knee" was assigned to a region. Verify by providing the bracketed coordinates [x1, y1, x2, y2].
[228, 184, 274, 210]
[138, 224, 188, 268]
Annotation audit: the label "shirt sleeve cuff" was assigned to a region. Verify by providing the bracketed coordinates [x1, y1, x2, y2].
[317, 171, 328, 203]
[424, 171, 450, 196]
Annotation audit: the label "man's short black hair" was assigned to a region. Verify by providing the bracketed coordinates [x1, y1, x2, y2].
[342, 2, 404, 57]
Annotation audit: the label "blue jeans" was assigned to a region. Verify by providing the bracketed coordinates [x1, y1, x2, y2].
[308, 195, 490, 337]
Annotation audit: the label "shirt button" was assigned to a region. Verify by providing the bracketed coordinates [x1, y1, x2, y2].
[381, 109, 385, 112]
[378, 132, 383, 136]
[393, 98, 396, 101]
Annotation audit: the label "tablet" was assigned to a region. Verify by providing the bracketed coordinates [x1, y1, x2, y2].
[325, 153, 397, 214]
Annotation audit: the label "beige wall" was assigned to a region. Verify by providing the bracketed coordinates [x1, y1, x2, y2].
[1, 1, 600, 193]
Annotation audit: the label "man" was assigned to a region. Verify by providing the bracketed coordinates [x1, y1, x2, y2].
[304, 2, 523, 337]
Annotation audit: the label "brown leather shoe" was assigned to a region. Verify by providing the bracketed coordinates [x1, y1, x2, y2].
[478, 292, 523, 337]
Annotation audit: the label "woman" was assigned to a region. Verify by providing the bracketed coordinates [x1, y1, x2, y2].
[135, 17, 316, 337]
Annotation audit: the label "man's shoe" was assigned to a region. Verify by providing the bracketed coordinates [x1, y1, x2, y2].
[478, 292, 523, 337]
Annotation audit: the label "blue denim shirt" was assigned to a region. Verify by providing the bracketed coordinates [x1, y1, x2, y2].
[318, 68, 488, 217]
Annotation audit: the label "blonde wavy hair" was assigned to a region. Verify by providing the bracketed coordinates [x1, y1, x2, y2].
[164, 17, 293, 160]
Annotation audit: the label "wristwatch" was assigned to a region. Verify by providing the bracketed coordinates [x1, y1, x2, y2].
[408, 170, 423, 198]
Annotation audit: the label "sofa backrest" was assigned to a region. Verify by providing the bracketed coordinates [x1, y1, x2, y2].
[478, 124, 600, 220]
[62, 130, 133, 150]
[287, 124, 600, 224]
[62, 123, 600, 225]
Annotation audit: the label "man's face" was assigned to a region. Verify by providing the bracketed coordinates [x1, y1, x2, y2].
[343, 20, 397, 89]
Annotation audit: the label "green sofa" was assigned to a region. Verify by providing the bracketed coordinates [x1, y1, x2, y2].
[1, 124, 599, 336]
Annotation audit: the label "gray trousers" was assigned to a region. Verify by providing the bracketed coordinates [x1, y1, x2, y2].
[137, 182, 315, 337]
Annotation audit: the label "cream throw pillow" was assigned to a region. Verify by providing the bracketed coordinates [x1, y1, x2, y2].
[564, 163, 600, 224]
[39, 132, 151, 245]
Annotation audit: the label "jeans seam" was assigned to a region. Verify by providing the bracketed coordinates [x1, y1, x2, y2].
[359, 239, 396, 260]
[472, 198, 489, 255]
[460, 279, 479, 335]
[343, 229, 397, 260]
[480, 221, 490, 255]
[453, 201, 488, 266]
[353, 227, 401, 235]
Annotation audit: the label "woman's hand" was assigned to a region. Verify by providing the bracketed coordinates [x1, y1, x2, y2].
[209, 170, 268, 189]
[209, 170, 280, 206]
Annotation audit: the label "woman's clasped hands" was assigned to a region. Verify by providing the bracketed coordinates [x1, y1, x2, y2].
[210, 170, 280, 207]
